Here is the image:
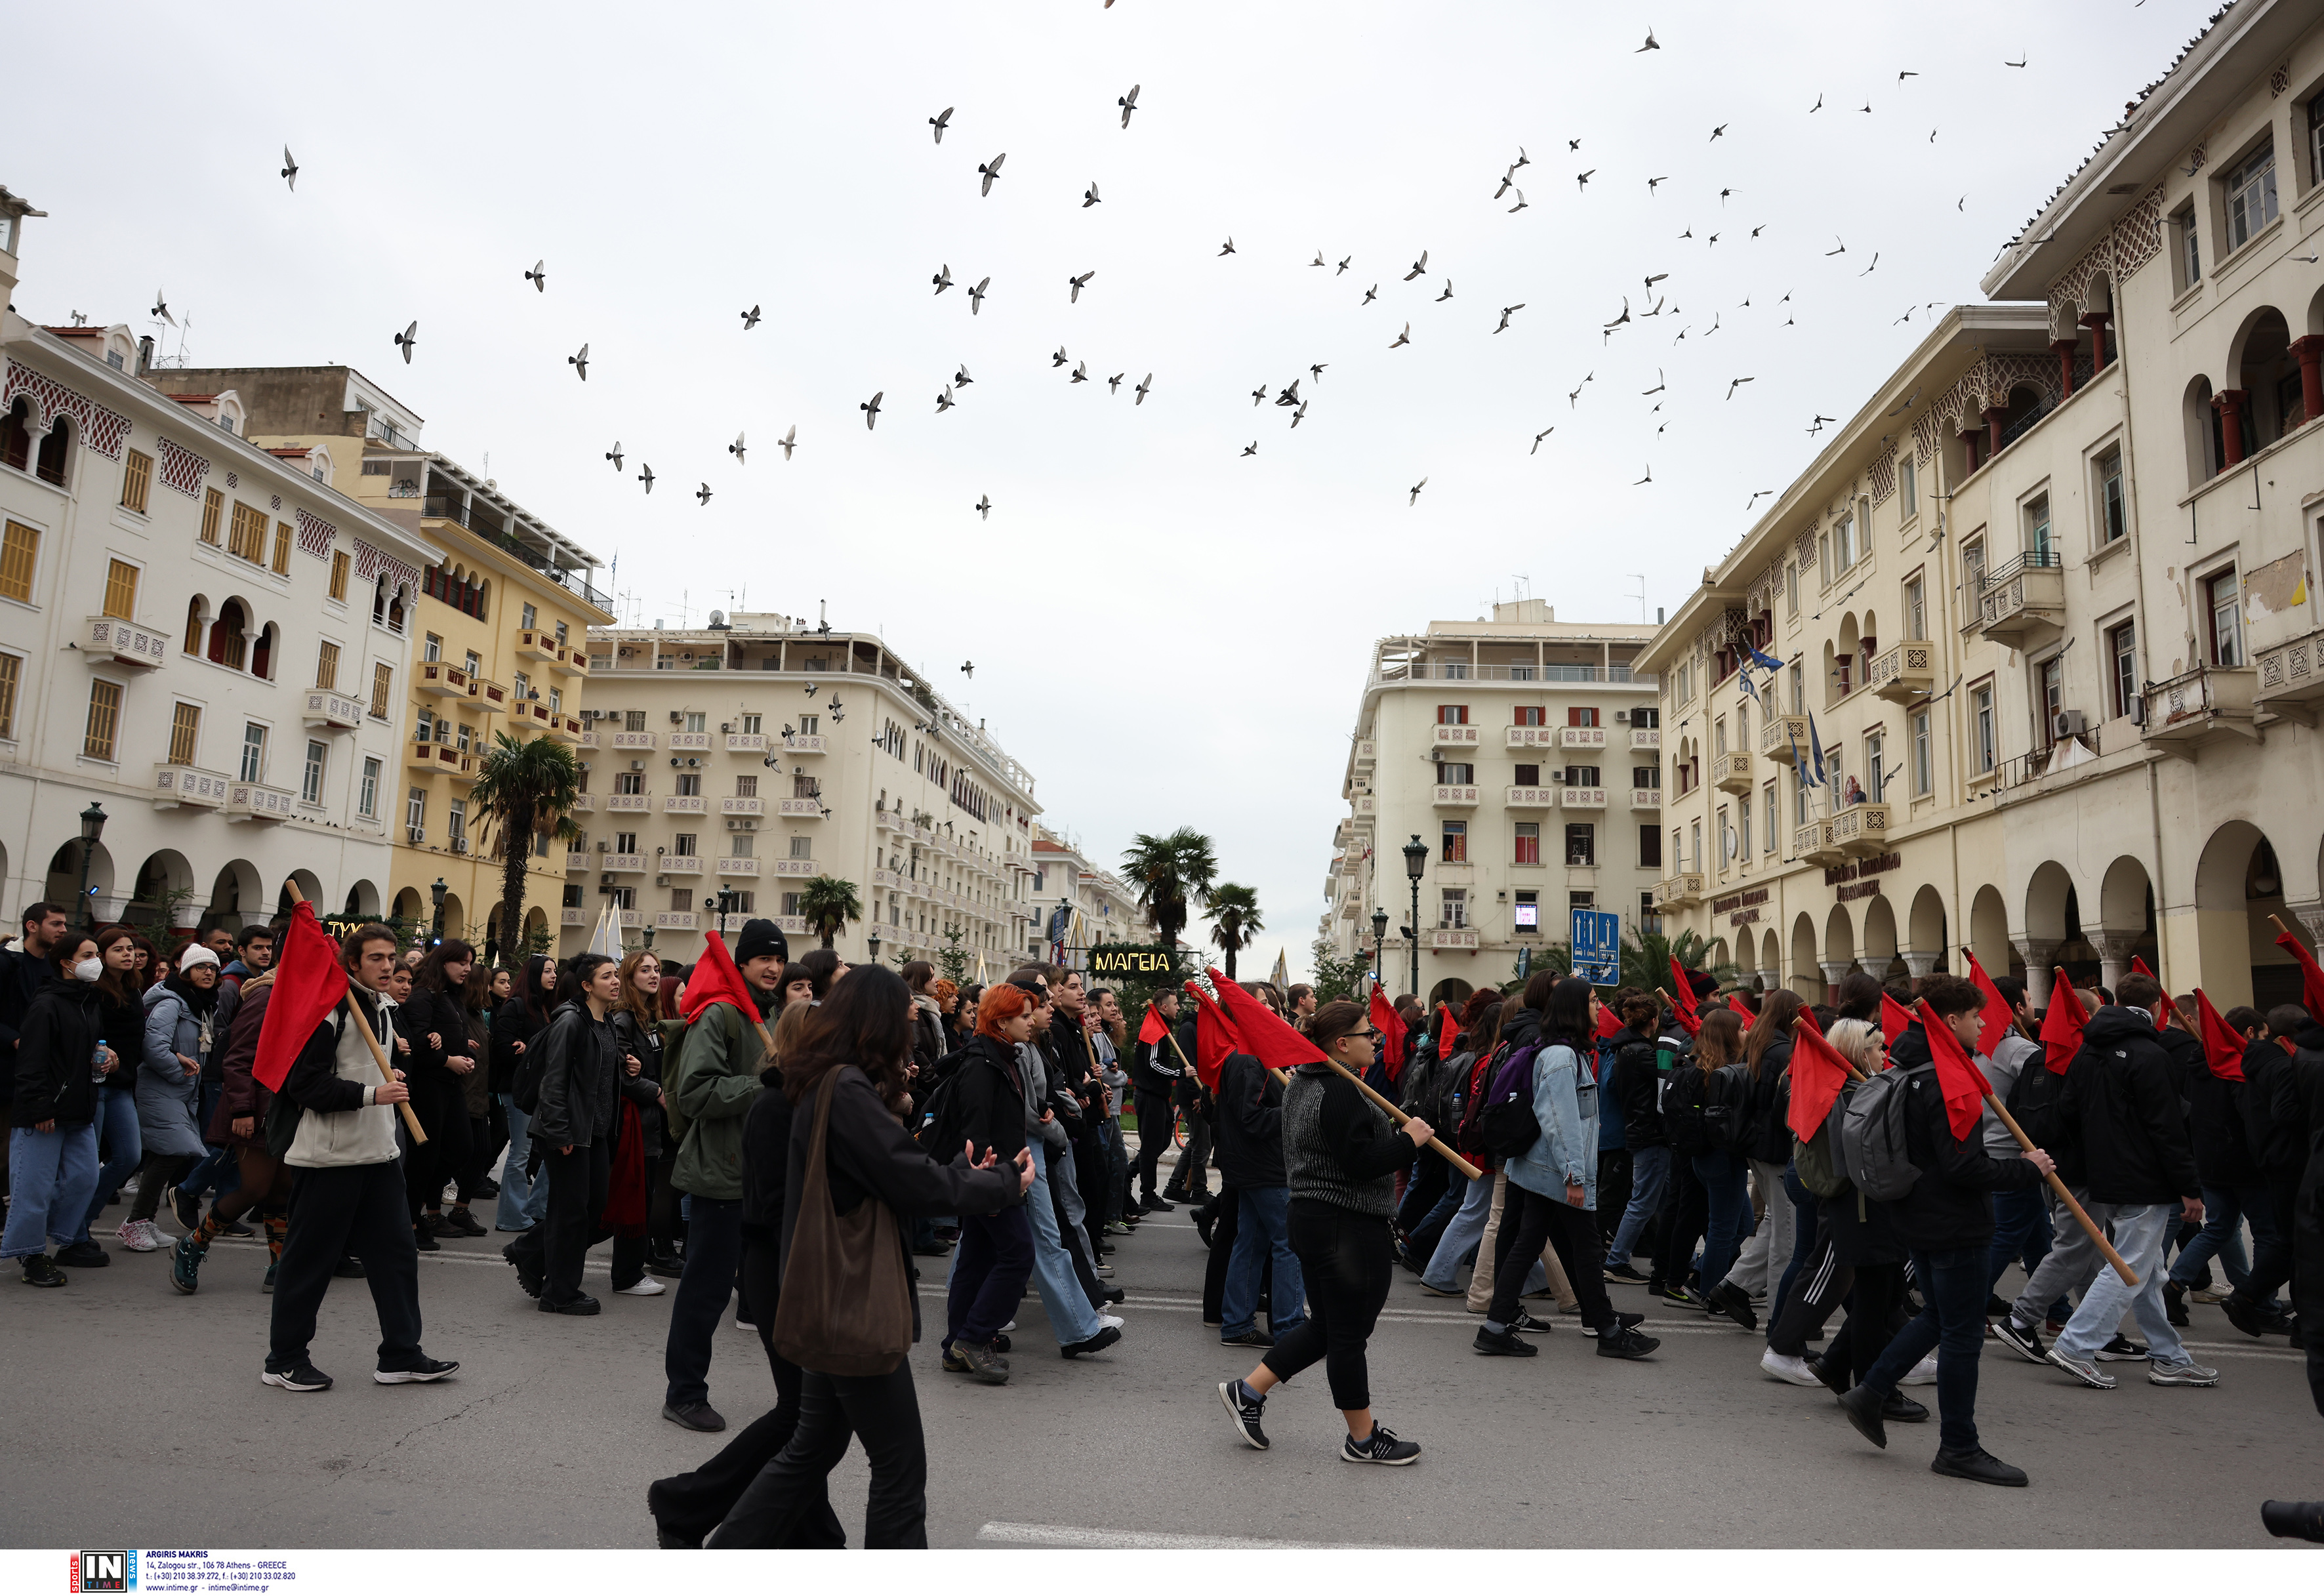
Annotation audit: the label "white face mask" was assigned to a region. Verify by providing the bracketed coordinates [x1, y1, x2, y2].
[73, 958, 103, 983]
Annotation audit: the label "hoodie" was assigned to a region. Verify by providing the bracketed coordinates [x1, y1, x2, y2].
[1877, 1022, 2044, 1253]
[2054, 1006, 2201, 1207]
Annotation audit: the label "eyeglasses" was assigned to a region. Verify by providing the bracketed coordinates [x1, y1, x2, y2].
[1347, 1029, 1379, 1040]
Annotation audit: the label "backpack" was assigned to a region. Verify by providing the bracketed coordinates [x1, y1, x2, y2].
[1477, 1042, 1545, 1157]
[1452, 1045, 1505, 1158]
[1835, 1059, 1933, 1202]
[1791, 1089, 1852, 1199]
[912, 1065, 967, 1160]
[1663, 1061, 1747, 1155]
[511, 1013, 556, 1116]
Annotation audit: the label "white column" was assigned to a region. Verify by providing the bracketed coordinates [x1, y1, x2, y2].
[2010, 936, 2061, 1011]
[1901, 949, 1940, 979]
[2088, 930, 2141, 998]
[1817, 960, 1852, 1001]
[1755, 967, 1781, 995]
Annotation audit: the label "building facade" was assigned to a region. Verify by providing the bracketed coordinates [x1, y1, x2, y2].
[1644, 0, 2324, 1011]
[1028, 827, 1147, 970]
[0, 201, 432, 933]
[1322, 601, 1663, 1001]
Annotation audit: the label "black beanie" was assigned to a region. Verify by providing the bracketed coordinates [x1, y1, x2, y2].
[736, 918, 789, 964]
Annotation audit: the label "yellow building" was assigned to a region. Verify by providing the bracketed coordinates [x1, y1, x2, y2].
[149, 366, 613, 954]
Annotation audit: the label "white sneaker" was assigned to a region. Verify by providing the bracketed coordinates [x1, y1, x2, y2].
[1900, 1353, 1939, 1386]
[1000, 1319, 1017, 1332]
[1759, 1347, 1822, 1387]
[1097, 1313, 1125, 1330]
[115, 1219, 162, 1252]
[615, 1277, 666, 1296]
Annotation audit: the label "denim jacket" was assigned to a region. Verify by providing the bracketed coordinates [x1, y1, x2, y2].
[1505, 1041, 1598, 1208]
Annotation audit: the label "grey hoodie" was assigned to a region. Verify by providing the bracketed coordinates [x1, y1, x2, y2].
[1017, 1040, 1069, 1151]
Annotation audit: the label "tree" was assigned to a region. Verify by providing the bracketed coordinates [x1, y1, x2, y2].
[1204, 882, 1263, 980]
[466, 730, 583, 968]
[1620, 925, 1740, 994]
[934, 923, 971, 987]
[1309, 935, 1372, 1004]
[1120, 828, 1217, 949]
[798, 875, 864, 950]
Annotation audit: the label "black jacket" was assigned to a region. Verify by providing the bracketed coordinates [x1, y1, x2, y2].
[1612, 1027, 1667, 1150]
[1130, 1013, 1181, 1094]
[530, 1001, 620, 1151]
[1745, 1038, 1793, 1164]
[489, 958, 552, 1094]
[739, 1074, 794, 1245]
[1213, 1052, 1287, 1189]
[2186, 1041, 2260, 1188]
[12, 977, 106, 1126]
[0, 946, 55, 1101]
[609, 1008, 669, 1150]
[941, 1033, 1028, 1166]
[2243, 1030, 2310, 1179]
[1879, 1023, 2044, 1252]
[403, 987, 467, 1084]
[1048, 1011, 1101, 1127]
[96, 992, 142, 1093]
[2055, 1006, 2201, 1206]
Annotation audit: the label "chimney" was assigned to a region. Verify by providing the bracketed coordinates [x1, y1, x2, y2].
[136, 335, 154, 375]
[0, 185, 47, 310]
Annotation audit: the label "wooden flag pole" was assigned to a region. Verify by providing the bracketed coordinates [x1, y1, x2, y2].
[284, 884, 425, 1142]
[1307, 1049, 1480, 1181]
[1791, 1017, 1865, 1080]
[1982, 1090, 2138, 1287]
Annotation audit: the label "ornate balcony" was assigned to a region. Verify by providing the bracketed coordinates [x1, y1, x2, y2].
[1629, 726, 1661, 750]
[659, 855, 706, 876]
[86, 615, 171, 668]
[224, 781, 296, 823]
[1869, 642, 1936, 704]
[1629, 787, 1663, 810]
[725, 733, 768, 754]
[778, 798, 824, 818]
[565, 851, 588, 873]
[2142, 663, 2258, 750]
[561, 906, 583, 926]
[514, 628, 561, 665]
[1560, 786, 1608, 809]
[555, 646, 588, 678]
[416, 660, 474, 697]
[151, 764, 227, 809]
[2254, 628, 2324, 713]
[1431, 784, 1479, 808]
[669, 731, 710, 752]
[717, 857, 762, 876]
[604, 792, 649, 812]
[1559, 725, 1606, 750]
[610, 729, 657, 750]
[663, 794, 707, 815]
[569, 793, 593, 811]
[1713, 748, 1754, 794]
[1504, 786, 1555, 809]
[1430, 928, 1479, 951]
[721, 796, 764, 815]
[771, 858, 818, 878]
[1832, 802, 1892, 857]
[784, 734, 828, 755]
[1654, 872, 1704, 908]
[600, 853, 645, 872]
[654, 911, 699, 931]
[1504, 725, 1560, 750]
[1976, 553, 2066, 647]
[1431, 724, 1484, 752]
[1758, 714, 1810, 764]
[302, 690, 364, 731]
[1795, 819, 1843, 866]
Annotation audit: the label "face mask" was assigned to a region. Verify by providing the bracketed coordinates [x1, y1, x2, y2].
[73, 958, 103, 983]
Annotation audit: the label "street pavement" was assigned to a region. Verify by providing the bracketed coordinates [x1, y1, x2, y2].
[3, 1160, 2319, 1551]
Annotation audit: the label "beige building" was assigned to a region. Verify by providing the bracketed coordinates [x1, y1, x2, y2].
[1029, 827, 1147, 968]
[574, 615, 1047, 968]
[1322, 600, 1663, 1000]
[1643, 0, 2324, 1011]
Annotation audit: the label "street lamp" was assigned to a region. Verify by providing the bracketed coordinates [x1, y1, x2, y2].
[1370, 906, 1389, 985]
[866, 930, 882, 965]
[75, 802, 107, 928]
[430, 877, 447, 944]
[641, 924, 656, 951]
[1401, 834, 1429, 996]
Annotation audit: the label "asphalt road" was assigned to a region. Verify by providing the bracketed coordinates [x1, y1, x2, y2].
[4, 1160, 2319, 1551]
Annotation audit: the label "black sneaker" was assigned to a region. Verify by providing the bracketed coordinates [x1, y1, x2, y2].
[413, 1226, 440, 1253]
[2163, 1282, 2189, 1327]
[221, 1219, 255, 1238]
[1509, 1309, 1557, 1335]
[1931, 1446, 2028, 1487]
[171, 1188, 201, 1233]
[1985, 1292, 2012, 1317]
[1191, 1209, 1215, 1249]
[261, 1362, 334, 1393]
[1061, 1324, 1122, 1359]
[1217, 1379, 1270, 1450]
[1836, 1383, 1887, 1450]
[2221, 1291, 2267, 1338]
[1656, 1281, 1700, 1308]
[2093, 1332, 2148, 1361]
[952, 1340, 1010, 1384]
[540, 1292, 601, 1315]
[1341, 1423, 1421, 1465]
[2260, 1500, 2324, 1544]
[1603, 1262, 1651, 1286]
[168, 1236, 203, 1295]
[1595, 1326, 1660, 1360]
[1473, 1326, 1536, 1357]
[662, 1401, 726, 1433]
[1103, 1286, 1125, 1305]
[1810, 1355, 1850, 1397]
[1988, 1316, 2047, 1364]
[1708, 1280, 1759, 1331]
[54, 1239, 108, 1268]
[1141, 1195, 1175, 1213]
[375, 1357, 460, 1384]
[1220, 1328, 1274, 1347]
[1610, 1311, 1646, 1331]
[441, 1208, 487, 1238]
[20, 1254, 66, 1288]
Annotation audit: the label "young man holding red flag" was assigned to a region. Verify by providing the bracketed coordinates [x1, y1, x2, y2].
[1831, 975, 2053, 1486]
[262, 920, 457, 1393]
[2165, 999, 2286, 1330]
[1128, 990, 1183, 1212]
[1974, 976, 2056, 1308]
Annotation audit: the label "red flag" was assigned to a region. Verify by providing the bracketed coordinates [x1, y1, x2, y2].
[1787, 1019, 1855, 1141]
[1183, 981, 1240, 1091]
[1211, 974, 1328, 1072]
[1667, 957, 1701, 1035]
[1137, 1004, 1170, 1046]
[1727, 989, 1758, 1017]
[1959, 948, 2018, 1057]
[251, 900, 350, 1093]
[2132, 954, 2157, 981]
[1368, 980, 1409, 1081]
[1913, 999, 1993, 1141]
[681, 928, 760, 1027]
[2040, 975, 2088, 1075]
[2192, 990, 2247, 1082]
[1879, 992, 1914, 1050]
[1595, 999, 1625, 1040]
[2270, 926, 2324, 1020]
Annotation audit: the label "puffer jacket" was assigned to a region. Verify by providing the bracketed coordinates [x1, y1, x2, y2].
[2055, 1006, 2201, 1206]
[1744, 1037, 1792, 1164]
[1612, 1025, 1667, 1150]
[136, 981, 211, 1159]
[13, 977, 108, 1126]
[2186, 1039, 2261, 1188]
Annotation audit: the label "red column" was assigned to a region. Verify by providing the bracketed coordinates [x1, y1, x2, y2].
[2291, 335, 2324, 426]
[1984, 405, 2007, 458]
[1960, 427, 1982, 473]
[2052, 338, 2079, 399]
[2081, 310, 2111, 370]
[2214, 388, 2249, 467]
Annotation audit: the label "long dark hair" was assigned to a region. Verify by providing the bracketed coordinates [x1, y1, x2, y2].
[1544, 976, 1595, 1051]
[89, 925, 140, 1005]
[518, 954, 556, 1024]
[781, 962, 913, 1113]
[554, 952, 615, 1010]
[413, 939, 476, 995]
[796, 947, 844, 1000]
[1743, 989, 1804, 1076]
[1696, 1008, 1745, 1071]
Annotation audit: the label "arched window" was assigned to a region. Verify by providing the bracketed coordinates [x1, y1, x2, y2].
[374, 572, 391, 624]
[389, 583, 407, 634]
[33, 415, 71, 487]
[182, 596, 208, 655]
[251, 621, 277, 681]
[210, 600, 249, 670]
[0, 398, 30, 472]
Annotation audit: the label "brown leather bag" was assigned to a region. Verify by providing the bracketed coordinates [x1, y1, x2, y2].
[770, 1070, 914, 1376]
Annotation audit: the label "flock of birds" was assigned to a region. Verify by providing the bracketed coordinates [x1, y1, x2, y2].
[211, 22, 2111, 519]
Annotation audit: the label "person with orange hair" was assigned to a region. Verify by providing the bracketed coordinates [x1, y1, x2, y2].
[926, 982, 1040, 1383]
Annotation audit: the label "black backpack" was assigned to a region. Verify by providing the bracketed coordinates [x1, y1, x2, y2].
[912, 1066, 967, 1160]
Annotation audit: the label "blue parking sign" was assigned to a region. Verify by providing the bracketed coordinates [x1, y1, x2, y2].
[1570, 908, 1621, 987]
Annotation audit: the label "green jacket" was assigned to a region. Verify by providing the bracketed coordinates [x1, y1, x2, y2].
[668, 1001, 769, 1200]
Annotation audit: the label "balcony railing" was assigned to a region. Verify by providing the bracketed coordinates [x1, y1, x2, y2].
[1432, 785, 1478, 808]
[654, 911, 699, 930]
[785, 734, 828, 754]
[1431, 724, 1484, 750]
[1629, 726, 1661, 750]
[610, 730, 657, 750]
[1831, 802, 1892, 857]
[1868, 641, 1936, 704]
[1976, 552, 2065, 646]
[87, 615, 171, 668]
[1560, 787, 1608, 809]
[1629, 787, 1663, 810]
[716, 857, 762, 876]
[569, 793, 593, 811]
[419, 502, 613, 610]
[721, 796, 764, 815]
[1758, 714, 1810, 764]
[1430, 928, 1479, 950]
[566, 852, 588, 873]
[152, 764, 228, 808]
[600, 853, 645, 872]
[224, 781, 296, 823]
[1795, 820, 1842, 865]
[2142, 662, 2258, 747]
[1505, 786, 1555, 809]
[670, 731, 710, 752]
[1654, 873, 1704, 907]
[605, 792, 649, 811]
[514, 628, 560, 664]
[560, 907, 584, 926]
[302, 690, 364, 731]
[1559, 726, 1606, 750]
[725, 733, 768, 754]
[2254, 627, 2324, 710]
[1713, 748, 1753, 794]
[663, 794, 706, 814]
[1374, 662, 1656, 685]
[1505, 726, 1561, 750]
[660, 855, 705, 876]
[777, 798, 824, 818]
[771, 858, 819, 878]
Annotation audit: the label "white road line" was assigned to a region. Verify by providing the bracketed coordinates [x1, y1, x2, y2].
[977, 1521, 1378, 1551]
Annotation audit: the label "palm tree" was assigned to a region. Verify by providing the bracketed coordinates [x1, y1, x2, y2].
[466, 730, 583, 968]
[1120, 828, 1217, 949]
[1621, 926, 1741, 994]
[1204, 883, 1263, 980]
[797, 875, 864, 950]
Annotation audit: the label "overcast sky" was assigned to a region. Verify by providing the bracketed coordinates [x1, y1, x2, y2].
[9, 1, 2218, 976]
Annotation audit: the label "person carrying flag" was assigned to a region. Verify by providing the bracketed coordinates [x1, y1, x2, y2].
[1128, 991, 1183, 1212]
[2164, 998, 2284, 1330]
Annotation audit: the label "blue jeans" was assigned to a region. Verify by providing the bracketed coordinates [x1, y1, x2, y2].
[496, 1094, 550, 1231]
[1025, 1141, 1101, 1345]
[2058, 1202, 2190, 1368]
[76, 1089, 142, 1242]
[1421, 1174, 1495, 1290]
[1691, 1148, 1751, 1289]
[1768, 1161, 1818, 1324]
[1223, 1185, 1305, 1340]
[1606, 1145, 1670, 1268]
[1986, 1184, 2055, 1292]
[1864, 1244, 1991, 1455]
[3, 1122, 101, 1259]
[2169, 1183, 2275, 1294]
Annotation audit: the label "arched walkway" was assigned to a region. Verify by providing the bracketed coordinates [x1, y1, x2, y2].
[1789, 912, 1819, 1001]
[44, 837, 115, 924]
[2191, 822, 2292, 1008]
[1822, 903, 1856, 996]
[1907, 884, 1948, 977]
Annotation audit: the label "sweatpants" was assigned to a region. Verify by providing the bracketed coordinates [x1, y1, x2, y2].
[1133, 1090, 1174, 1200]
[268, 1160, 425, 1373]
[1722, 1157, 1797, 1296]
[2009, 1188, 2115, 1327]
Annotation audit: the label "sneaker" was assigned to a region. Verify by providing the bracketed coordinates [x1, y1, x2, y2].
[2163, 1282, 2190, 1327]
[1061, 1324, 1122, 1359]
[662, 1401, 726, 1433]
[2221, 1292, 2268, 1338]
[54, 1239, 108, 1268]
[1097, 1313, 1125, 1331]
[221, 1219, 255, 1238]
[441, 1208, 487, 1238]
[501, 1240, 543, 1300]
[540, 1292, 601, 1315]
[1595, 1326, 1661, 1360]
[375, 1357, 460, 1384]
[262, 1262, 277, 1294]
[941, 1343, 971, 1374]
[615, 1277, 667, 1296]
[1510, 1309, 1557, 1334]
[2260, 1500, 2324, 1543]
[2147, 1359, 2220, 1387]
[2045, 1347, 2117, 1389]
[2191, 1284, 2233, 1305]
[1341, 1423, 1421, 1465]
[647, 1255, 687, 1279]
[261, 1362, 334, 1393]
[1220, 1328, 1274, 1347]
[953, 1339, 1010, 1385]
[1472, 1326, 1536, 1357]
[1707, 1280, 1759, 1330]
[1761, 1348, 1823, 1387]
[1416, 1280, 1465, 1298]
[992, 1334, 1012, 1353]
[474, 1177, 501, 1199]
[20, 1254, 66, 1288]
[1001, 1319, 1017, 1332]
[413, 1227, 440, 1253]
[1836, 1384, 1887, 1450]
[1985, 1292, 2012, 1317]
[1218, 1378, 1270, 1450]
[1191, 1210, 1214, 1248]
[2093, 1333, 2148, 1361]
[1656, 1281, 1700, 1308]
[1900, 1353, 1938, 1387]
[1988, 1316, 2047, 1364]
[1810, 1355, 1850, 1398]
[170, 1188, 201, 1233]
[115, 1219, 163, 1252]
[1930, 1446, 2028, 1487]
[1603, 1262, 1651, 1286]
[1102, 1286, 1125, 1305]
[1141, 1194, 1175, 1213]
[169, 1236, 203, 1295]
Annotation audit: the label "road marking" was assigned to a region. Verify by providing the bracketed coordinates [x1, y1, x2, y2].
[977, 1521, 1379, 1550]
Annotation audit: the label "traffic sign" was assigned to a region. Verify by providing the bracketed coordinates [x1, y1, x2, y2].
[1571, 907, 1621, 987]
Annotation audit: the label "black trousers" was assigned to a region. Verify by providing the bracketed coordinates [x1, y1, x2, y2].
[402, 1071, 473, 1219]
[1263, 1201, 1393, 1412]
[1768, 1217, 1848, 1358]
[1133, 1090, 1173, 1199]
[1489, 1186, 1617, 1332]
[664, 1197, 743, 1409]
[710, 1361, 928, 1549]
[649, 1139, 685, 1252]
[2244, 1172, 2304, 1303]
[269, 1160, 424, 1372]
[1167, 1114, 1213, 1199]
[1597, 1149, 1633, 1248]
[1073, 1132, 1109, 1260]
[1395, 1151, 1450, 1238]
[1654, 1153, 1707, 1287]
[1203, 1187, 1240, 1322]
[508, 1140, 609, 1305]
[2294, 1165, 2324, 1418]
[1824, 1260, 1909, 1384]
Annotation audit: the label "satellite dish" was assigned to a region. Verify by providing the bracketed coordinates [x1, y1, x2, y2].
[708, 609, 726, 626]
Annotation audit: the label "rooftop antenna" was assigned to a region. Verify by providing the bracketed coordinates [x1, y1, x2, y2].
[1512, 574, 1532, 602]
[1627, 574, 1648, 623]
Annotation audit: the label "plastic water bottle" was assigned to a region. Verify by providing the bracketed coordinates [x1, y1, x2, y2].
[90, 1043, 109, 1084]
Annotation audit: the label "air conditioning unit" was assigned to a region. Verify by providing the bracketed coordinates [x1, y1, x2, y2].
[655, 874, 670, 887]
[596, 840, 611, 851]
[1551, 769, 1567, 783]
[669, 757, 680, 767]
[451, 836, 468, 854]
[599, 872, 613, 886]
[2052, 710, 2088, 739]
[669, 711, 684, 725]
[685, 758, 700, 767]
[1614, 708, 1631, 723]
[720, 722, 732, 733]
[406, 825, 424, 844]
[629, 760, 645, 771]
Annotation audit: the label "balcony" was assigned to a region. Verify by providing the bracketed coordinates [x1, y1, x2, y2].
[619, 911, 642, 930]
[302, 690, 364, 731]
[663, 794, 707, 815]
[600, 853, 645, 872]
[1431, 784, 1479, 808]
[416, 660, 475, 697]
[1504, 725, 1560, 750]
[874, 808, 902, 834]
[556, 647, 588, 678]
[1505, 786, 1555, 809]
[716, 857, 762, 876]
[771, 857, 819, 878]
[654, 911, 699, 931]
[777, 798, 824, 818]
[785, 734, 828, 755]
[1557, 725, 1606, 750]
[1976, 553, 2066, 647]
[669, 731, 710, 752]
[561, 907, 583, 926]
[1560, 786, 1608, 809]
[1629, 726, 1661, 751]
[1431, 724, 1484, 753]
[1832, 802, 1893, 857]
[512, 701, 553, 736]
[566, 851, 588, 872]
[407, 739, 468, 776]
[86, 615, 171, 669]
[224, 781, 296, 823]
[605, 792, 649, 812]
[447, 756, 478, 787]
[660, 855, 706, 876]
[569, 793, 593, 811]
[1713, 748, 1753, 794]
[1758, 714, 1810, 764]
[1430, 928, 1479, 951]
[2142, 662, 2258, 750]
[725, 733, 768, 754]
[468, 677, 510, 715]
[721, 796, 764, 816]
[1655, 872, 1704, 908]
[1354, 739, 1376, 766]
[151, 764, 228, 809]
[1629, 787, 1663, 810]
[546, 714, 582, 743]
[1795, 819, 1843, 865]
[514, 628, 561, 665]
[609, 729, 657, 751]
[2254, 627, 2324, 713]
[1869, 642, 1936, 704]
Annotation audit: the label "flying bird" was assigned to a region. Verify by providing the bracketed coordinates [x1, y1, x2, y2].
[1721, 187, 1733, 203]
[968, 277, 989, 314]
[1507, 189, 1528, 213]
[1709, 124, 1727, 140]
[1494, 168, 1517, 199]
[1310, 363, 1327, 381]
[953, 365, 973, 387]
[1107, 373, 1123, 394]
[1337, 256, 1353, 274]
[932, 263, 952, 293]
[1568, 373, 1592, 405]
[1436, 280, 1454, 302]
[1577, 169, 1595, 190]
[1642, 369, 1665, 394]
[1290, 400, 1309, 428]
[1635, 465, 1653, 485]
[977, 152, 1006, 195]
[1747, 489, 1776, 510]
[1645, 272, 1669, 293]
[1512, 146, 1530, 169]
[1860, 102, 1873, 113]
[1242, 441, 1257, 457]
[605, 443, 623, 470]
[1251, 384, 1267, 406]
[1637, 26, 1658, 51]
[1083, 181, 1101, 207]
[974, 495, 991, 521]
[638, 464, 655, 493]
[1389, 322, 1410, 349]
[1404, 251, 1428, 280]
[1408, 477, 1427, 505]
[1274, 380, 1300, 406]
[1134, 373, 1151, 405]
[697, 483, 712, 506]
[1219, 237, 1236, 256]
[1360, 283, 1377, 305]
[860, 392, 883, 430]
[1826, 236, 1845, 255]
[1311, 251, 1326, 266]
[394, 320, 417, 362]
[1752, 224, 1766, 237]
[1898, 70, 1919, 81]
[152, 290, 175, 326]
[280, 146, 298, 190]
[567, 342, 588, 380]
[935, 385, 954, 413]
[1069, 361, 1088, 384]
[1810, 92, 1824, 112]
[741, 304, 762, 329]
[1647, 175, 1669, 193]
[1053, 346, 1070, 369]
[1069, 270, 1095, 302]
[929, 106, 952, 143]
[960, 661, 974, 677]
[777, 426, 798, 460]
[2005, 56, 2026, 68]
[1118, 83, 1139, 127]
[1604, 297, 1631, 329]
[1530, 427, 1553, 454]
[1726, 376, 1755, 399]
[1568, 138, 1581, 151]
[525, 258, 546, 293]
[729, 431, 746, 463]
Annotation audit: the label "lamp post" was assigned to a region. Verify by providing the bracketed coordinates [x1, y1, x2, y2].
[430, 877, 447, 944]
[75, 801, 107, 928]
[1370, 907, 1389, 986]
[642, 924, 656, 951]
[1401, 833, 1429, 996]
[866, 930, 882, 966]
